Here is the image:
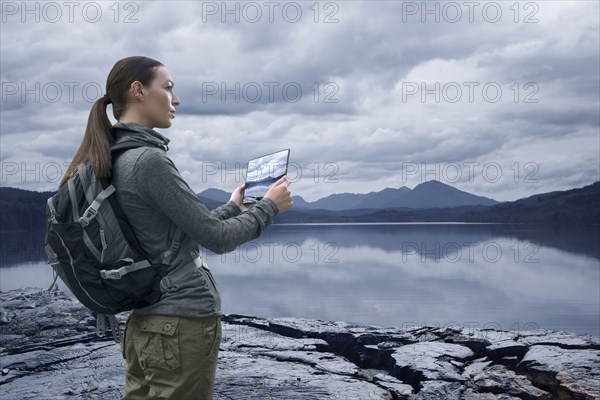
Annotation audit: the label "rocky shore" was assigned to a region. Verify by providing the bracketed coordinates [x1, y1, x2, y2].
[1, 288, 598, 399]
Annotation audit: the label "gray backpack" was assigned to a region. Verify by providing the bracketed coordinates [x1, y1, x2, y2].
[44, 142, 184, 342]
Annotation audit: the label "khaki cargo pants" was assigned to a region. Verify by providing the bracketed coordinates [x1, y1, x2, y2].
[121, 313, 222, 400]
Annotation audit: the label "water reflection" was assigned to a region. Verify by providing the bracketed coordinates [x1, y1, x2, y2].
[205, 224, 599, 336]
[2, 224, 598, 336]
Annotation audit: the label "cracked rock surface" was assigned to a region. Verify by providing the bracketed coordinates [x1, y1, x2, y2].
[1, 288, 598, 399]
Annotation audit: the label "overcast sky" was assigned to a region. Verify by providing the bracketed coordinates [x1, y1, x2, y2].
[1, 0, 598, 202]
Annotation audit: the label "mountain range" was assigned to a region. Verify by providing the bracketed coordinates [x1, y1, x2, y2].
[196, 180, 599, 224]
[1, 181, 598, 234]
[198, 180, 499, 211]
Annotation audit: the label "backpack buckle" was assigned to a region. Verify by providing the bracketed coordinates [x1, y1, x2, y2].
[79, 206, 99, 227]
[100, 258, 135, 280]
[101, 267, 126, 280]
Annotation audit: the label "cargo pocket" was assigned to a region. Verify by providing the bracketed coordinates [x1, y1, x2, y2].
[203, 319, 221, 358]
[134, 316, 181, 371]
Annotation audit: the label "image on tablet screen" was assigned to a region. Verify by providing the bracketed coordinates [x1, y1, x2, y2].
[243, 149, 290, 204]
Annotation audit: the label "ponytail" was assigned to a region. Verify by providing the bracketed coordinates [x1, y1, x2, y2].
[59, 94, 114, 189]
[59, 56, 163, 189]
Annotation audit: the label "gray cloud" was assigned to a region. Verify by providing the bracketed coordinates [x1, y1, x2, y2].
[1, 0, 598, 201]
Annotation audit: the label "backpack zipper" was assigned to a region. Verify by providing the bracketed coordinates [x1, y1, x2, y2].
[54, 229, 108, 311]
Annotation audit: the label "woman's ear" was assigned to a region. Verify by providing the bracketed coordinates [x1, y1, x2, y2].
[130, 81, 144, 98]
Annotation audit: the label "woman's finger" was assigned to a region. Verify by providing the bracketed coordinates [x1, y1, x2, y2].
[271, 176, 287, 187]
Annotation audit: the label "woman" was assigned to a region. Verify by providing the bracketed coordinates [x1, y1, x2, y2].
[59, 56, 293, 399]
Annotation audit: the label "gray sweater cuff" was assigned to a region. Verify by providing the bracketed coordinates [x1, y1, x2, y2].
[241, 197, 279, 231]
[227, 198, 279, 217]
[259, 198, 279, 217]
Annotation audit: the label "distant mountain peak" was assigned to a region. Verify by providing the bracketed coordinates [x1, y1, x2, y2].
[416, 179, 444, 187]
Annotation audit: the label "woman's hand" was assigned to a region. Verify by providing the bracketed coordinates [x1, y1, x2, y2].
[229, 183, 250, 212]
[264, 175, 293, 213]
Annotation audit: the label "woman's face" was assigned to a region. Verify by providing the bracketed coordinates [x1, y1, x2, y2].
[135, 66, 181, 129]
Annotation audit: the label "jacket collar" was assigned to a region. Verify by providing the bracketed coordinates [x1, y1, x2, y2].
[111, 121, 170, 152]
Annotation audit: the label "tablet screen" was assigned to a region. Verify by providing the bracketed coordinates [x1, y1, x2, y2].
[243, 149, 290, 204]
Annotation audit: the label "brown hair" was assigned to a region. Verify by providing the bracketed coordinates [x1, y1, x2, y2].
[59, 56, 164, 188]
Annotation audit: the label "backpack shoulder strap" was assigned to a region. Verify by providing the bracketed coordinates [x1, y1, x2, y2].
[108, 142, 186, 267]
[100, 178, 147, 259]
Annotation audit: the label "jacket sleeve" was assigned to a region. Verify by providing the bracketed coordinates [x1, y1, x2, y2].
[135, 148, 279, 254]
[210, 200, 243, 220]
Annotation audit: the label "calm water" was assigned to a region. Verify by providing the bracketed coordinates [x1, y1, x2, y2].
[2, 223, 599, 336]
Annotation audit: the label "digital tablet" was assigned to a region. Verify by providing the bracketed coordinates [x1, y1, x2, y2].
[242, 148, 290, 205]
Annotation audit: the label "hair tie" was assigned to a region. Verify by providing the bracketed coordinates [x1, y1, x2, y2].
[103, 94, 112, 104]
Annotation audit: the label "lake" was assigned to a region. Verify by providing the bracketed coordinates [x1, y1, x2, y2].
[1, 223, 598, 336]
